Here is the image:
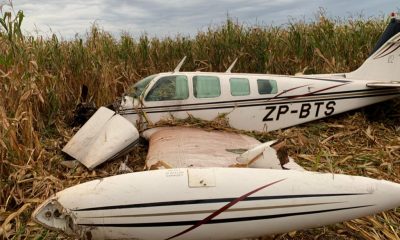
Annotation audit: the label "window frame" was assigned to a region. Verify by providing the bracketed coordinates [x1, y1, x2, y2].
[257, 79, 278, 95]
[192, 75, 221, 99]
[144, 75, 189, 101]
[229, 77, 250, 96]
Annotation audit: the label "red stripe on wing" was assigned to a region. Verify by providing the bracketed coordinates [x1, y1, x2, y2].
[166, 178, 286, 240]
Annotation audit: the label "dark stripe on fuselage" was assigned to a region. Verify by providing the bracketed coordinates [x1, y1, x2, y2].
[289, 76, 351, 83]
[376, 44, 400, 59]
[74, 193, 368, 212]
[374, 42, 397, 59]
[269, 84, 310, 100]
[122, 88, 392, 111]
[294, 82, 348, 97]
[119, 89, 400, 115]
[374, 38, 400, 59]
[77, 204, 373, 228]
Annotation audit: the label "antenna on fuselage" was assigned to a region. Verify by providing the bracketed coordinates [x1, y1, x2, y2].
[225, 58, 238, 73]
[173, 56, 187, 73]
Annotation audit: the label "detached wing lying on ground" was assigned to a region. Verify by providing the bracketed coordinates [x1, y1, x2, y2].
[142, 127, 304, 171]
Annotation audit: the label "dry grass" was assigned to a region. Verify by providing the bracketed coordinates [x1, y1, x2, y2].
[0, 6, 399, 240]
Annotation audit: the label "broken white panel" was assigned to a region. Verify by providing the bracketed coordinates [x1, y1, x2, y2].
[252, 145, 283, 169]
[62, 107, 115, 161]
[282, 160, 305, 171]
[236, 140, 276, 164]
[63, 107, 140, 170]
[81, 114, 139, 169]
[237, 140, 304, 171]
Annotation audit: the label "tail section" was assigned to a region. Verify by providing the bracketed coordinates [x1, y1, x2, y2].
[346, 17, 400, 82]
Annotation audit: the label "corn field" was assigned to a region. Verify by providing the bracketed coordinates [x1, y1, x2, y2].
[0, 6, 399, 240]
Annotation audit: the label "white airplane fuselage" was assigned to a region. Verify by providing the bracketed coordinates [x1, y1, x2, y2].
[118, 72, 400, 132]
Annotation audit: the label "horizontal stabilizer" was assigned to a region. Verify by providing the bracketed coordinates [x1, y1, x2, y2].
[366, 81, 400, 88]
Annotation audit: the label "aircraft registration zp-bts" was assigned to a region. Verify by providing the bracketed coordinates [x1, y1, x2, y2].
[118, 18, 400, 132]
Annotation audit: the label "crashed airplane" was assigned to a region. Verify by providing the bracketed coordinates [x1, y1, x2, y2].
[63, 18, 400, 169]
[32, 16, 400, 239]
[118, 17, 400, 132]
[63, 17, 400, 169]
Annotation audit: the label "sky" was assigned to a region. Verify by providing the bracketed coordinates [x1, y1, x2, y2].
[3, 0, 400, 39]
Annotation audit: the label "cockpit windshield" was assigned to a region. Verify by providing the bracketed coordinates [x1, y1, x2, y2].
[130, 74, 157, 98]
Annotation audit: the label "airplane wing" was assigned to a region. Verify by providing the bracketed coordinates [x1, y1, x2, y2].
[142, 127, 304, 171]
[366, 81, 400, 88]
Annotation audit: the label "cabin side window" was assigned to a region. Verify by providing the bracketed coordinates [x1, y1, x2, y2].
[145, 75, 189, 101]
[257, 79, 278, 94]
[193, 76, 221, 98]
[230, 78, 250, 96]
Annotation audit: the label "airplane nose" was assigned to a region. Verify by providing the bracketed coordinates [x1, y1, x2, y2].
[32, 196, 76, 236]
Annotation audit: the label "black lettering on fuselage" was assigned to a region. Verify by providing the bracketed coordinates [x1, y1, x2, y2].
[324, 101, 336, 116]
[314, 102, 324, 117]
[299, 103, 311, 118]
[276, 105, 289, 120]
[263, 106, 276, 121]
[262, 101, 336, 122]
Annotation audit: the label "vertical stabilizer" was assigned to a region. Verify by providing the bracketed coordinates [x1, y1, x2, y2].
[346, 17, 400, 81]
